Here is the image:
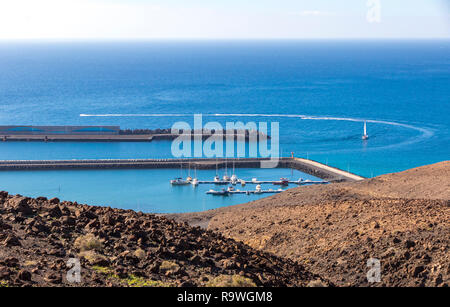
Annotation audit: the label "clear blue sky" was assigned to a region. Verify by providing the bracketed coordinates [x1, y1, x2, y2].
[0, 0, 448, 39]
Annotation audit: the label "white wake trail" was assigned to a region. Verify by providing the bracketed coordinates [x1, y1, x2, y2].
[79, 113, 435, 150]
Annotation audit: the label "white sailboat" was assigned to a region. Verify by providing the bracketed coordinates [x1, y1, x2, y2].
[223, 159, 230, 181]
[171, 164, 190, 185]
[186, 162, 192, 182]
[230, 161, 238, 185]
[362, 121, 369, 140]
[214, 159, 220, 182]
[191, 168, 199, 186]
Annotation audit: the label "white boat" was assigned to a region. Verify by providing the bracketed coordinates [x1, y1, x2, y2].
[206, 188, 230, 196]
[255, 184, 262, 194]
[171, 164, 190, 185]
[191, 168, 198, 186]
[240, 179, 246, 186]
[362, 121, 369, 140]
[231, 174, 238, 185]
[186, 162, 192, 182]
[170, 178, 190, 185]
[230, 161, 238, 184]
[191, 178, 199, 186]
[214, 160, 220, 182]
[223, 159, 230, 181]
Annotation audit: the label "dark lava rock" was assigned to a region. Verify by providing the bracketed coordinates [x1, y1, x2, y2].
[0, 192, 330, 287]
[1, 234, 21, 247]
[49, 197, 60, 204]
[7, 197, 33, 215]
[17, 270, 32, 281]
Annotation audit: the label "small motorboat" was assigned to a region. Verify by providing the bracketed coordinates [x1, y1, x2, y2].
[273, 178, 289, 186]
[206, 188, 230, 196]
[170, 178, 190, 185]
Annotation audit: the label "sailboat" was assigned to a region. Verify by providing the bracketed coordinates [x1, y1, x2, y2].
[230, 161, 238, 185]
[186, 162, 192, 182]
[170, 164, 190, 185]
[191, 168, 199, 186]
[362, 121, 369, 140]
[223, 159, 230, 181]
[214, 159, 220, 182]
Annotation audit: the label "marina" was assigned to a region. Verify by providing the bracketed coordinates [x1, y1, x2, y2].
[0, 167, 321, 213]
[168, 160, 329, 196]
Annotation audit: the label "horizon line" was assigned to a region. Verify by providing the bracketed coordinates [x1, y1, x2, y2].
[0, 37, 449, 42]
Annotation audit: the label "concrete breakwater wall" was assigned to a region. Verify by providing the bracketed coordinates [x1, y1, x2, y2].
[1, 127, 269, 142]
[0, 158, 364, 182]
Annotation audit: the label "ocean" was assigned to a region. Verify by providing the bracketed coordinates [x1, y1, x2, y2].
[0, 40, 448, 212]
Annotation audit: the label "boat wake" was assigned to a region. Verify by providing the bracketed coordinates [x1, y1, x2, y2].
[79, 113, 435, 151]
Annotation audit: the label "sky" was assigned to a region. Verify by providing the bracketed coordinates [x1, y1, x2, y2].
[0, 0, 448, 39]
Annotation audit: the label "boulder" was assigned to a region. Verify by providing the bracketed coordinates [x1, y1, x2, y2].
[7, 197, 33, 215]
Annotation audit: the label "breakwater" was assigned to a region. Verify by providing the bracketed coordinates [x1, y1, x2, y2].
[0, 126, 269, 142]
[0, 157, 364, 182]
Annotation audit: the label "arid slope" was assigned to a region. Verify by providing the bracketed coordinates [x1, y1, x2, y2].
[0, 192, 327, 287]
[172, 161, 450, 287]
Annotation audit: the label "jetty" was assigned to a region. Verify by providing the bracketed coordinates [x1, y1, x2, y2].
[0, 157, 365, 182]
[206, 189, 284, 196]
[193, 179, 327, 185]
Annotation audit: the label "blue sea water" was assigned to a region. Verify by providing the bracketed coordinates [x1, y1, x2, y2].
[0, 40, 449, 212]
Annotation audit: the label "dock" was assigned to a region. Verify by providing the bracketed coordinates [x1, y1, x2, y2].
[0, 157, 365, 182]
[206, 189, 284, 196]
[195, 179, 327, 185]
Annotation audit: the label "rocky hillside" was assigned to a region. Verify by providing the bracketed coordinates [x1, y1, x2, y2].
[0, 191, 328, 287]
[171, 161, 450, 287]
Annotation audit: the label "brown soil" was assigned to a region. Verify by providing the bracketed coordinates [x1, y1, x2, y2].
[170, 161, 450, 287]
[0, 192, 327, 287]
